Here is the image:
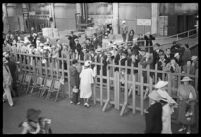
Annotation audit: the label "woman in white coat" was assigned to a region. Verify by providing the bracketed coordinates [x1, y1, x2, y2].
[79, 60, 96, 107]
[154, 80, 177, 134]
[3, 55, 14, 107]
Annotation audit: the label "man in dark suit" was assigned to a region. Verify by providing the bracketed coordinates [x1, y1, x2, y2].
[74, 38, 82, 57]
[92, 33, 99, 50]
[68, 31, 78, 53]
[85, 38, 94, 51]
[145, 90, 163, 133]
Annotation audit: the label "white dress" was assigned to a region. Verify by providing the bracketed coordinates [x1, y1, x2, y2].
[161, 104, 173, 134]
[79, 67, 96, 99]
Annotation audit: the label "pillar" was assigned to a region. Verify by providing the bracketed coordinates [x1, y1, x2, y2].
[151, 3, 159, 35]
[49, 3, 56, 28]
[2, 3, 9, 33]
[112, 3, 119, 34]
[76, 3, 81, 14]
[75, 3, 82, 26]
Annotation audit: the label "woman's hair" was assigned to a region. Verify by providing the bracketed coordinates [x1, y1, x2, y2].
[129, 30, 135, 35]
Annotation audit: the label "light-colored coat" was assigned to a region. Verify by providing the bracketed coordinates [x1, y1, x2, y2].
[161, 104, 173, 134]
[79, 67, 96, 99]
[3, 64, 12, 87]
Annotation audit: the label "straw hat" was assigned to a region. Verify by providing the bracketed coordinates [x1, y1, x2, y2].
[181, 76, 192, 82]
[154, 80, 168, 89]
[148, 90, 161, 101]
[84, 60, 92, 67]
[26, 108, 41, 122]
[191, 56, 197, 61]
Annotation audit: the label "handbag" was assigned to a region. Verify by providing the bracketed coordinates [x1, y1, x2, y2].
[189, 92, 193, 99]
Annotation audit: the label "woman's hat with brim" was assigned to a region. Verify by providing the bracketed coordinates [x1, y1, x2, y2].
[154, 80, 168, 89]
[26, 108, 41, 122]
[148, 90, 161, 101]
[84, 60, 92, 67]
[181, 76, 192, 82]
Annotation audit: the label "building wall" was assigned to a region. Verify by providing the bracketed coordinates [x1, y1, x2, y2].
[54, 3, 76, 31]
[5, 3, 23, 32]
[119, 3, 152, 35]
[88, 3, 113, 25]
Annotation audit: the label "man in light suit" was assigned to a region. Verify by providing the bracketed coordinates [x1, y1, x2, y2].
[121, 20, 128, 42]
[3, 55, 14, 107]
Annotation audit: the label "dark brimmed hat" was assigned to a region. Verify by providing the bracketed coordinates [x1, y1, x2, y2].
[26, 108, 41, 122]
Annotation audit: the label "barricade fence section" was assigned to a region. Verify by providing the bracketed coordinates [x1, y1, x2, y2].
[12, 51, 198, 120]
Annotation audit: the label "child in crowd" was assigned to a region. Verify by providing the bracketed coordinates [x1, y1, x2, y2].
[19, 108, 52, 134]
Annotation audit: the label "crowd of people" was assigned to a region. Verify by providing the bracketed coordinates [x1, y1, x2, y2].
[3, 22, 198, 134]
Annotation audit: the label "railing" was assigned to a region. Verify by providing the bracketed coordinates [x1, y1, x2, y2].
[10, 51, 198, 122]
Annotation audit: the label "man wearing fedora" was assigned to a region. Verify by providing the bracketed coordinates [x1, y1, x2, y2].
[121, 20, 128, 42]
[3, 55, 14, 107]
[177, 76, 197, 134]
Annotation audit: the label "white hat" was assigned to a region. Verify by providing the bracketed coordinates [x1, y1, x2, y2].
[3, 52, 7, 57]
[33, 33, 37, 36]
[154, 80, 168, 89]
[122, 20, 126, 24]
[174, 53, 179, 57]
[43, 45, 49, 50]
[3, 57, 8, 63]
[40, 43, 44, 47]
[181, 76, 192, 82]
[84, 60, 92, 67]
[191, 56, 197, 60]
[148, 90, 161, 101]
[74, 38, 79, 42]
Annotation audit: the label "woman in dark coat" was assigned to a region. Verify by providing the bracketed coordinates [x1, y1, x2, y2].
[127, 29, 135, 46]
[144, 32, 155, 53]
[70, 59, 80, 104]
[145, 90, 163, 133]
